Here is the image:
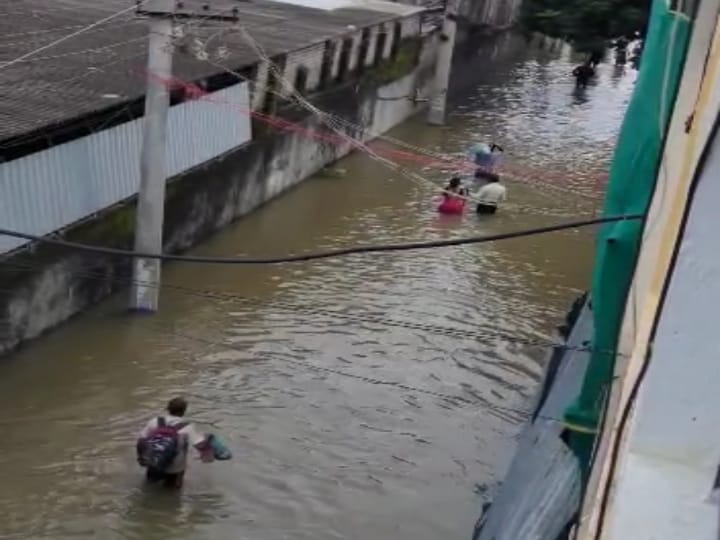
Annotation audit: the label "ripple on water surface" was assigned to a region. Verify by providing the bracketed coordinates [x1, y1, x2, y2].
[0, 37, 634, 540]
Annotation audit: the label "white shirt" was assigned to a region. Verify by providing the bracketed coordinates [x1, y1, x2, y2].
[475, 182, 507, 206]
[139, 415, 206, 473]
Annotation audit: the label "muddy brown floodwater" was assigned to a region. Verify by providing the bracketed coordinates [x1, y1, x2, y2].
[0, 36, 635, 540]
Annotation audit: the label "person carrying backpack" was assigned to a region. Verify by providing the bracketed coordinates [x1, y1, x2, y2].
[136, 397, 208, 488]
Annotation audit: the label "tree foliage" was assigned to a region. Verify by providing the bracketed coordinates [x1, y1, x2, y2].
[520, 0, 650, 53]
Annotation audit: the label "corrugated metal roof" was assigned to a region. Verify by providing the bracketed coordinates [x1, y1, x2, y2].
[0, 0, 419, 142]
[474, 301, 592, 540]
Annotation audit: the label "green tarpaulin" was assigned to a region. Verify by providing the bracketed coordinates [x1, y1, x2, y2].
[565, 0, 693, 469]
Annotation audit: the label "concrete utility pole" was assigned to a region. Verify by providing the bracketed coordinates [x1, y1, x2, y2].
[130, 0, 176, 312]
[130, 0, 239, 312]
[427, 0, 459, 126]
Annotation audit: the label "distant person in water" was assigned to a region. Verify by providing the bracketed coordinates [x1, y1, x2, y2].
[572, 63, 595, 89]
[614, 37, 629, 65]
[487, 143, 503, 173]
[471, 143, 503, 174]
[589, 50, 603, 68]
[475, 175, 506, 215]
[472, 143, 504, 184]
[437, 176, 468, 214]
[444, 176, 468, 197]
[631, 42, 643, 69]
[136, 397, 209, 489]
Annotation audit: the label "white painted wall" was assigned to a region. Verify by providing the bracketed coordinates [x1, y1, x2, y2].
[602, 108, 720, 540]
[330, 37, 343, 79]
[380, 21, 394, 59]
[372, 72, 422, 132]
[264, 15, 421, 97]
[365, 26, 381, 66]
[284, 42, 326, 93]
[0, 83, 252, 254]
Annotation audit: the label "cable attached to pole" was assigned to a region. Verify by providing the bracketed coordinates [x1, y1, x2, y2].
[0, 214, 642, 265]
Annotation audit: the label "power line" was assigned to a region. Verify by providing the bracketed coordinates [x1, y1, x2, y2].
[0, 214, 642, 265]
[208, 26, 604, 200]
[168, 327, 531, 424]
[0, 260, 594, 423]
[1, 259, 600, 354]
[1, 25, 89, 39]
[201, 56, 591, 201]
[0, 2, 145, 71]
[9, 36, 147, 64]
[128, 295, 586, 426]
[164, 323, 600, 427]
[0, 21, 141, 49]
[0, 258, 613, 425]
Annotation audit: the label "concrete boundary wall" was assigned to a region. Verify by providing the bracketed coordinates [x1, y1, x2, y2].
[0, 83, 252, 255]
[274, 15, 420, 101]
[0, 14, 422, 258]
[0, 34, 437, 356]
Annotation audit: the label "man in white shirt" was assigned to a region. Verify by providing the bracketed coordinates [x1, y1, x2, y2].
[137, 397, 207, 488]
[475, 176, 507, 215]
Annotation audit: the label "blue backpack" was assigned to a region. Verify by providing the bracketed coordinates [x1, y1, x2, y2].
[138, 417, 187, 471]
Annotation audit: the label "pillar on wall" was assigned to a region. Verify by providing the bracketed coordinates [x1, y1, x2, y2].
[358, 29, 371, 73]
[319, 40, 335, 88]
[427, 0, 458, 125]
[375, 30, 387, 65]
[261, 55, 287, 115]
[337, 38, 353, 81]
[294, 66, 309, 95]
[390, 21, 402, 58]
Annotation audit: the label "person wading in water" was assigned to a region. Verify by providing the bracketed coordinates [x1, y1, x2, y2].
[475, 175, 507, 215]
[572, 63, 595, 89]
[136, 397, 209, 489]
[444, 176, 468, 197]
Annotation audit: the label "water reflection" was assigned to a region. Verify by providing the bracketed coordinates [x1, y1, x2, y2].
[572, 86, 590, 105]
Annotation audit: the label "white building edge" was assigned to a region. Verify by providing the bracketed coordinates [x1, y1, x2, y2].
[578, 0, 720, 537]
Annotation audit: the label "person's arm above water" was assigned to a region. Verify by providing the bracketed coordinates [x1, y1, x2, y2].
[184, 423, 209, 451]
[184, 423, 216, 462]
[138, 418, 156, 439]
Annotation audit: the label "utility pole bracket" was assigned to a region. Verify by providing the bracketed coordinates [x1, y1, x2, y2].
[136, 0, 241, 21]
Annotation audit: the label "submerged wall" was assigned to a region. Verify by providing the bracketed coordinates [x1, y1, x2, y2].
[0, 37, 436, 356]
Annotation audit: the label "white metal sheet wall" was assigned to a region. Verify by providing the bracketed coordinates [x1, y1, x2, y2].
[0, 82, 251, 253]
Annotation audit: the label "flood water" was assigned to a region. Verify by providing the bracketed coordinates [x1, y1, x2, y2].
[0, 36, 635, 540]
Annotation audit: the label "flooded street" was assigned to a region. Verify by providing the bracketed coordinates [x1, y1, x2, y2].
[0, 36, 635, 540]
